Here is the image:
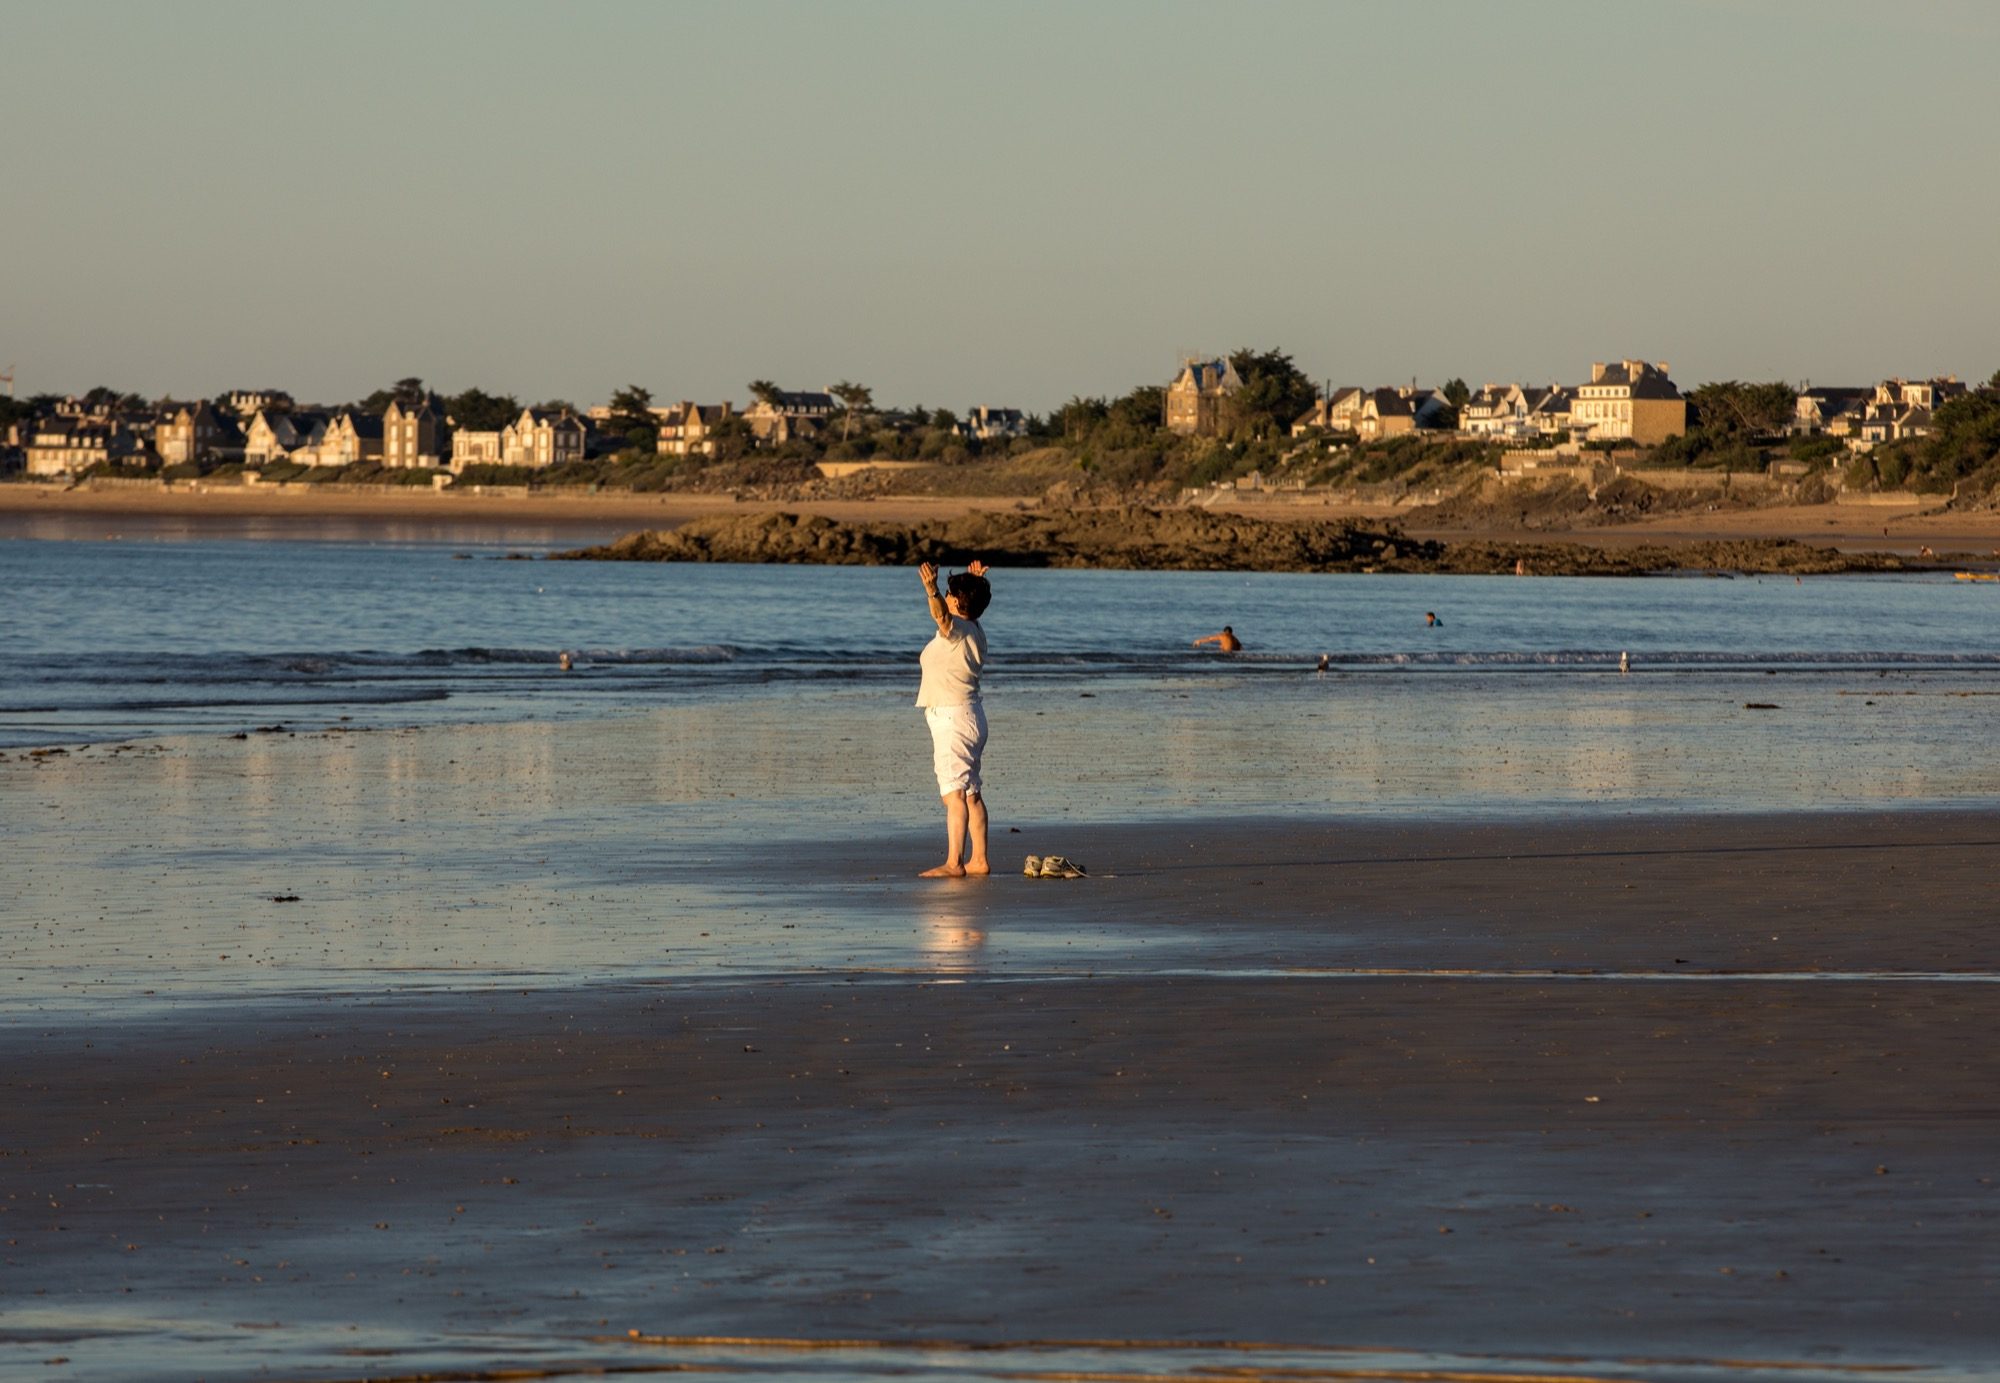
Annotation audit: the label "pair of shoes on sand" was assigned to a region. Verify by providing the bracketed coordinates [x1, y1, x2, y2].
[1023, 854, 1086, 879]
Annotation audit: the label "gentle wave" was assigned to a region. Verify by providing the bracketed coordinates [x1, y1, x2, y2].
[13, 646, 2000, 678]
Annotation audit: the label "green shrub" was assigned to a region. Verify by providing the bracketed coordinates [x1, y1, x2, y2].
[451, 464, 541, 487]
[1788, 434, 1846, 463]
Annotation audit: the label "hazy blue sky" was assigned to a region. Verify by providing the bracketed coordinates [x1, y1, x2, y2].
[4, 0, 1995, 410]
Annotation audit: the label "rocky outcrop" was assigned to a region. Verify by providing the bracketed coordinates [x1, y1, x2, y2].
[554, 508, 1915, 576]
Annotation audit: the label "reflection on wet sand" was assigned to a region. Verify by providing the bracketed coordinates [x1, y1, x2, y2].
[919, 891, 986, 970]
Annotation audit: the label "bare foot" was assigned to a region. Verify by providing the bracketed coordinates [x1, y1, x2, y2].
[919, 863, 966, 878]
[964, 860, 990, 876]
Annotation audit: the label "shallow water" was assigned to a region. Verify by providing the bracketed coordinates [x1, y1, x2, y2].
[3, 534, 1998, 745]
[6, 537, 2000, 1009]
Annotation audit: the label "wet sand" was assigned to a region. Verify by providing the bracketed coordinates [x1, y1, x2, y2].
[7, 803, 2000, 1380]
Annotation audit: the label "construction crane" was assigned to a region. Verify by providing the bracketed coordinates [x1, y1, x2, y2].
[0, 364, 13, 397]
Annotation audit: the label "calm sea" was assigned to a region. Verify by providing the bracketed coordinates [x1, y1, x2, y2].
[3, 531, 2000, 835]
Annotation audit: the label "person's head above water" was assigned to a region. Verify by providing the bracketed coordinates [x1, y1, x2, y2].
[1222, 625, 1233, 634]
[946, 570, 991, 621]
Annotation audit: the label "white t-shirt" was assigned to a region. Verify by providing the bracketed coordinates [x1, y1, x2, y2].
[915, 616, 987, 708]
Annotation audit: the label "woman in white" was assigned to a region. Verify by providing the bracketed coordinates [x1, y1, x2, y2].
[914, 559, 992, 877]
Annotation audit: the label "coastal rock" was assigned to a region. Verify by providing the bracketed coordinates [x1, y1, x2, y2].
[555, 508, 1914, 577]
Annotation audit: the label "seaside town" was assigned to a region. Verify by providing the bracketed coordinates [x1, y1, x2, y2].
[5, 354, 1996, 509]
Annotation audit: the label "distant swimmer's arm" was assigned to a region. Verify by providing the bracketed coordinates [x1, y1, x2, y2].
[1192, 632, 1221, 647]
[918, 562, 952, 638]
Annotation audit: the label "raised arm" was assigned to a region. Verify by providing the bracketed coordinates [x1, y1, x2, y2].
[918, 562, 953, 638]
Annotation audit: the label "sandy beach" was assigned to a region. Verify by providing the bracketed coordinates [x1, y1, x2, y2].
[6, 709, 2000, 1380]
[0, 483, 1030, 548]
[7, 481, 2000, 555]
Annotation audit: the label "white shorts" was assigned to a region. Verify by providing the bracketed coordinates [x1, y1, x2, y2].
[924, 702, 988, 798]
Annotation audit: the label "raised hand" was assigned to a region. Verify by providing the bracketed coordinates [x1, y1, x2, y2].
[918, 561, 938, 591]
[966, 560, 989, 578]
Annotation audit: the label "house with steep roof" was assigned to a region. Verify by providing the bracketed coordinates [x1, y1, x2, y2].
[1525, 385, 1573, 437]
[1459, 384, 1533, 437]
[1291, 387, 1364, 436]
[383, 397, 447, 468]
[1570, 360, 1686, 444]
[742, 390, 838, 446]
[154, 401, 243, 464]
[1855, 378, 1967, 448]
[656, 401, 735, 457]
[1165, 357, 1244, 436]
[1353, 387, 1453, 440]
[1858, 405, 1929, 447]
[25, 418, 143, 476]
[1463, 384, 1573, 441]
[243, 408, 328, 465]
[1793, 387, 1872, 437]
[299, 411, 385, 467]
[1875, 376, 1966, 413]
[501, 408, 587, 469]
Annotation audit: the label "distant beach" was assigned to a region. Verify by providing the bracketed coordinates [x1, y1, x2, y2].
[6, 479, 2000, 556]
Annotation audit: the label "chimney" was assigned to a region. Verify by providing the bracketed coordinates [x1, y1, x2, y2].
[1655, 361, 1669, 376]
[1591, 362, 1607, 383]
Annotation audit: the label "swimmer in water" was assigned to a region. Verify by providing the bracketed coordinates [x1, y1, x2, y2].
[1425, 611, 1442, 627]
[1193, 626, 1242, 652]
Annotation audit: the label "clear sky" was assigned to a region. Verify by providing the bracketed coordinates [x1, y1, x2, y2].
[3, 0, 1995, 411]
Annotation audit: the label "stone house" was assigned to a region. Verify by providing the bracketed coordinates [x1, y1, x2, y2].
[1570, 360, 1686, 445]
[742, 390, 838, 446]
[1164, 358, 1244, 436]
[382, 397, 447, 468]
[501, 408, 587, 469]
[25, 418, 142, 476]
[1353, 388, 1418, 441]
[449, 430, 504, 472]
[154, 401, 243, 464]
[656, 401, 735, 457]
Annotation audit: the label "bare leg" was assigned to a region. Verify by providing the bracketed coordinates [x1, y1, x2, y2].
[919, 790, 968, 877]
[964, 791, 989, 875]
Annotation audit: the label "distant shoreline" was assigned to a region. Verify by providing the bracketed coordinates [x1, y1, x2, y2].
[3, 479, 1998, 557]
[556, 507, 1983, 577]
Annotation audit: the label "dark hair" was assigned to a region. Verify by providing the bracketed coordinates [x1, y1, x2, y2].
[946, 571, 991, 620]
[1222, 625, 1233, 633]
